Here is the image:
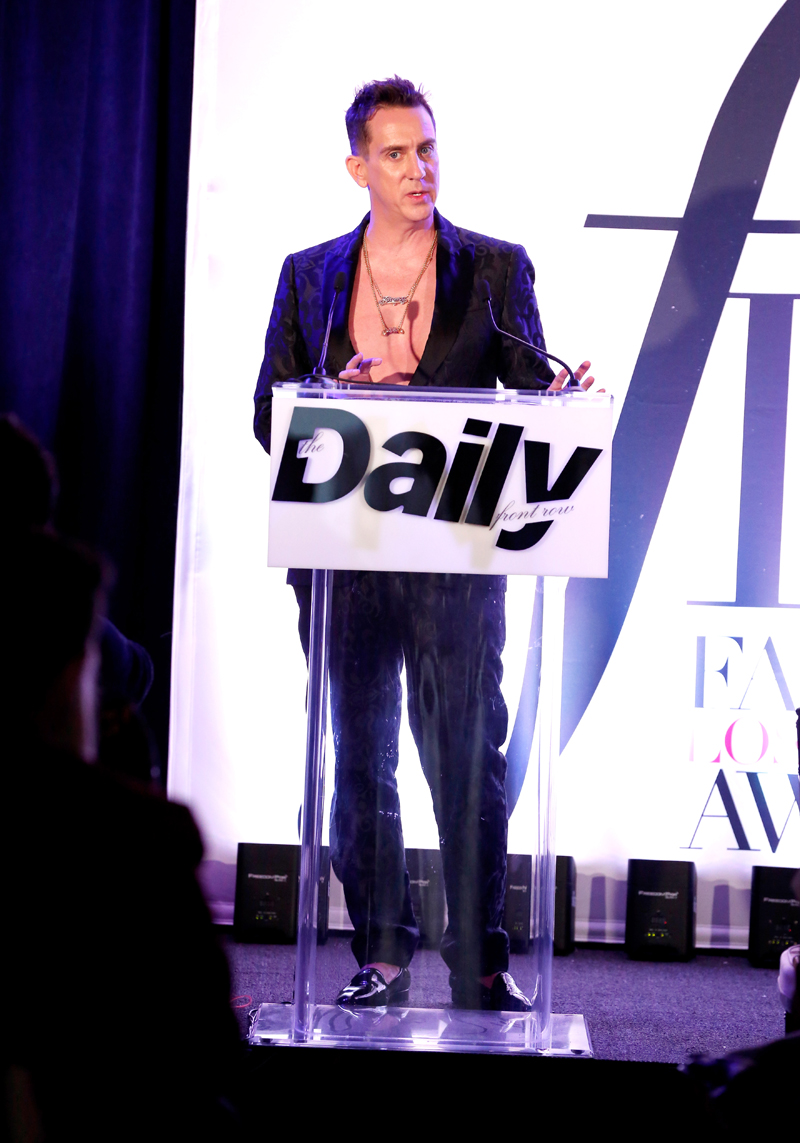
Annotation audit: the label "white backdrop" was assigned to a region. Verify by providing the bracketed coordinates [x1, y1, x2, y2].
[171, 0, 800, 944]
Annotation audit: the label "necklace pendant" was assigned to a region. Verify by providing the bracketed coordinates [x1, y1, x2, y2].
[382, 326, 404, 336]
[378, 295, 409, 306]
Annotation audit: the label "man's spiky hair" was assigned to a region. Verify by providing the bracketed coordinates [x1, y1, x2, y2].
[346, 76, 435, 156]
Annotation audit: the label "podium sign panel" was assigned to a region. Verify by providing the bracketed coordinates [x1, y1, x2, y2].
[269, 386, 611, 577]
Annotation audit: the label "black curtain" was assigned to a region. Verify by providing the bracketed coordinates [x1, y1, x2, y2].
[0, 0, 196, 772]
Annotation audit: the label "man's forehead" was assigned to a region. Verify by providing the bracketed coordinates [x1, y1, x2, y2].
[366, 106, 436, 151]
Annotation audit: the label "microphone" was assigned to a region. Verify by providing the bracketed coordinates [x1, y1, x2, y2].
[313, 271, 347, 376]
[478, 279, 580, 389]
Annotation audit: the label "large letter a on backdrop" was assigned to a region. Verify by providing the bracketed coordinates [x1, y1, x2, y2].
[561, 0, 800, 749]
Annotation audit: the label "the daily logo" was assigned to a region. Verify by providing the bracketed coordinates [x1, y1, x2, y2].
[272, 406, 602, 551]
[268, 396, 612, 576]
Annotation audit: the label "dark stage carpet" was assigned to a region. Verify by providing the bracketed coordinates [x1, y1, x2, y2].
[222, 933, 784, 1063]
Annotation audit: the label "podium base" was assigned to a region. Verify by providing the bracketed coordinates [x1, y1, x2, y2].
[248, 1003, 592, 1057]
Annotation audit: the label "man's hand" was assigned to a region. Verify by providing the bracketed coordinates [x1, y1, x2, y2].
[547, 360, 602, 392]
[339, 353, 382, 381]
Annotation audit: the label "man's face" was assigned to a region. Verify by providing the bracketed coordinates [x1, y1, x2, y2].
[349, 105, 439, 225]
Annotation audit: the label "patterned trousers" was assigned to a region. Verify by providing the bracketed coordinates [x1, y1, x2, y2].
[295, 571, 510, 983]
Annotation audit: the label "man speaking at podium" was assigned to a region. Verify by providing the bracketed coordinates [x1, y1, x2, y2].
[254, 77, 594, 1011]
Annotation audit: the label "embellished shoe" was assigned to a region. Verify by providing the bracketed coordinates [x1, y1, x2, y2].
[335, 967, 411, 1008]
[451, 971, 532, 1012]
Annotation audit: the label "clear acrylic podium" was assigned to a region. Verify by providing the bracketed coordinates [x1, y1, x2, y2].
[248, 380, 612, 1055]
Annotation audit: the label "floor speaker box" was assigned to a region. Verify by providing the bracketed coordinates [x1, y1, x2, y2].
[405, 848, 446, 949]
[748, 865, 800, 967]
[625, 859, 696, 961]
[554, 855, 576, 955]
[504, 854, 533, 953]
[234, 843, 330, 943]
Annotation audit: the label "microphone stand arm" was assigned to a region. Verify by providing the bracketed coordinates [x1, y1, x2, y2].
[483, 296, 581, 390]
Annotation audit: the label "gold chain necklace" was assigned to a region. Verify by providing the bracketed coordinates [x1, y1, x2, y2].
[362, 230, 438, 336]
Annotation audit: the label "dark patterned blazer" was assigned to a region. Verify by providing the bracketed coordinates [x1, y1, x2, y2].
[253, 210, 554, 454]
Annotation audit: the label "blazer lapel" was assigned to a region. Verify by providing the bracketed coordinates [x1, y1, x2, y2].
[322, 216, 366, 376]
[414, 212, 474, 384]
[319, 210, 474, 382]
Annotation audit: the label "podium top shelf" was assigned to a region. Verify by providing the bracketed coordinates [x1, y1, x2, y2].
[273, 380, 612, 409]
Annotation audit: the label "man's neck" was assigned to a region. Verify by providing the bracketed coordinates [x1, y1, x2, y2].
[364, 207, 436, 255]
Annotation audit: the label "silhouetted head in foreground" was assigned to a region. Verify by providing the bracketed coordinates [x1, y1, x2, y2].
[0, 412, 57, 533]
[2, 530, 108, 757]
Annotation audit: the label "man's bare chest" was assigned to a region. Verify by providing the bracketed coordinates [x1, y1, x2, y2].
[348, 246, 437, 385]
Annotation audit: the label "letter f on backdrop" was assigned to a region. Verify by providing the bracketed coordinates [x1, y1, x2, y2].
[561, 0, 800, 750]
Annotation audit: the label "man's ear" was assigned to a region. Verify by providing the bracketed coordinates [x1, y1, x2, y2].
[345, 153, 368, 188]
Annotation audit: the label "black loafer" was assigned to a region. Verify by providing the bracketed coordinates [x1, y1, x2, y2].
[336, 967, 411, 1008]
[451, 971, 531, 1012]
